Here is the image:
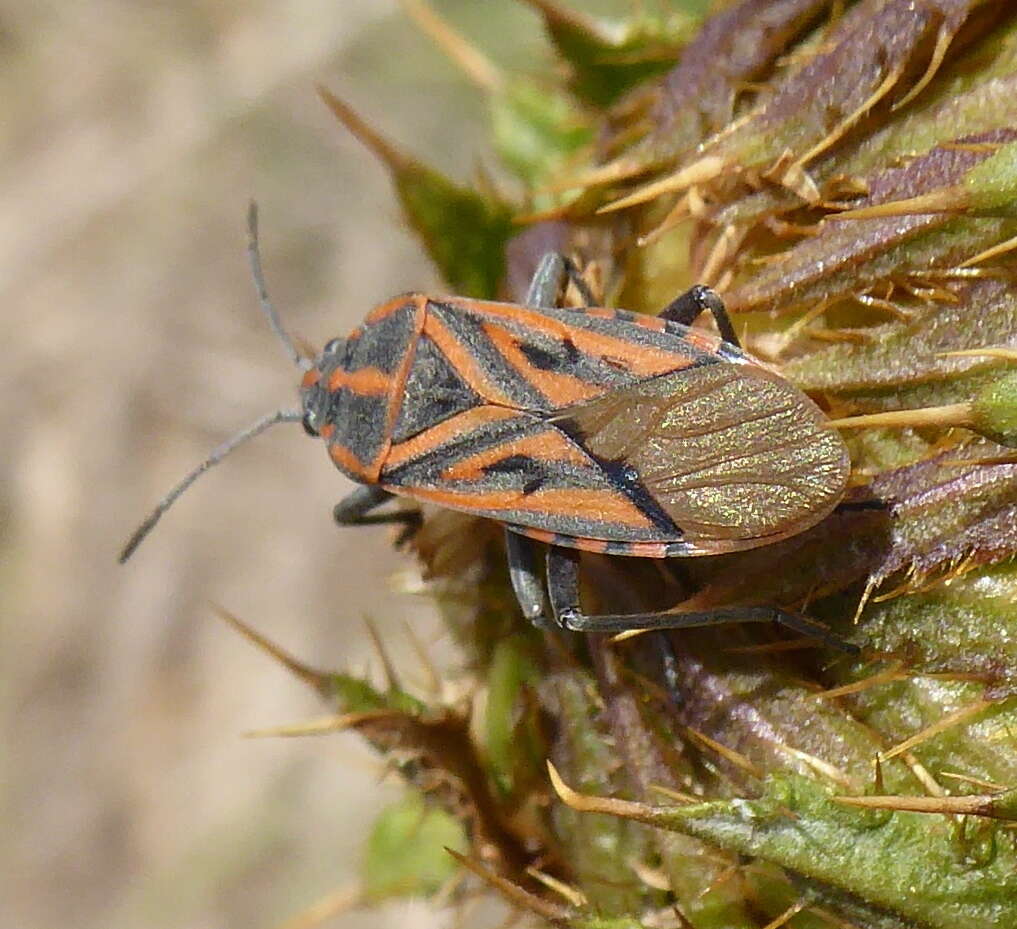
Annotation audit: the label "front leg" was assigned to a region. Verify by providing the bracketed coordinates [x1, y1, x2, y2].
[333, 484, 421, 544]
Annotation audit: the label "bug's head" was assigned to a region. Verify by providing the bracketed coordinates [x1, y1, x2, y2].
[299, 336, 346, 438]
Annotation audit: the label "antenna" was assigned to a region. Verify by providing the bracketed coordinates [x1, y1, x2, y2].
[121, 204, 313, 563]
[246, 201, 313, 372]
[119, 408, 303, 563]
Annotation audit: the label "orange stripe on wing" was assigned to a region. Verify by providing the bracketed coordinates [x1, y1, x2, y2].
[422, 311, 517, 406]
[480, 321, 604, 406]
[445, 297, 702, 379]
[383, 405, 520, 471]
[393, 485, 654, 530]
[440, 427, 590, 481]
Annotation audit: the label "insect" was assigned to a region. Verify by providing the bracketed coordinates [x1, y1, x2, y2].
[122, 205, 854, 650]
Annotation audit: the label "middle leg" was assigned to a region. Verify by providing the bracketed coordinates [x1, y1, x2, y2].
[658, 285, 739, 347]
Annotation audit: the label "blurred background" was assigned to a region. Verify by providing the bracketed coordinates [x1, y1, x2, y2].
[0, 2, 590, 926]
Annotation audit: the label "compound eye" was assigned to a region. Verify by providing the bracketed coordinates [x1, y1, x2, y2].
[323, 337, 343, 355]
[302, 411, 319, 437]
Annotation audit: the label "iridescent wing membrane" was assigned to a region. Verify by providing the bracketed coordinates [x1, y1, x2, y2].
[348, 296, 848, 556]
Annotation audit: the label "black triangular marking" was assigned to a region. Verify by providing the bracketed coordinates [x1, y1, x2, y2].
[391, 335, 482, 442]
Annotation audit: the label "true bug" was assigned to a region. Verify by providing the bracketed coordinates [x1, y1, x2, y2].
[122, 205, 854, 650]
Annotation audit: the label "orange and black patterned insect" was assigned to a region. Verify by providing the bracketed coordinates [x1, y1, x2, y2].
[122, 205, 853, 649]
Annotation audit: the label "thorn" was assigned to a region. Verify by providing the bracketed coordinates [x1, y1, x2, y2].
[937, 347, 1017, 363]
[363, 616, 402, 693]
[401, 0, 503, 92]
[401, 619, 442, 696]
[647, 783, 698, 805]
[940, 771, 1006, 792]
[760, 901, 807, 929]
[771, 743, 854, 789]
[597, 155, 728, 213]
[831, 187, 964, 220]
[960, 233, 1017, 268]
[273, 884, 362, 929]
[245, 709, 400, 739]
[317, 85, 412, 173]
[523, 866, 587, 908]
[627, 857, 672, 891]
[682, 726, 765, 779]
[698, 224, 744, 288]
[518, 0, 611, 43]
[826, 403, 974, 432]
[892, 24, 953, 111]
[854, 292, 913, 320]
[636, 192, 690, 246]
[211, 604, 334, 699]
[832, 790, 1017, 822]
[540, 155, 650, 194]
[880, 698, 997, 762]
[546, 761, 657, 820]
[900, 755, 946, 799]
[789, 60, 907, 171]
[813, 661, 907, 699]
[444, 847, 573, 922]
[873, 754, 885, 795]
[851, 574, 878, 625]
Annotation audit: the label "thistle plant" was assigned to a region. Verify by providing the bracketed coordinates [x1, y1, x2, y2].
[244, 3, 1017, 926]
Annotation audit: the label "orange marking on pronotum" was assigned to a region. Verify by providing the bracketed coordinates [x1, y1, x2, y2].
[365, 294, 416, 324]
[441, 429, 590, 481]
[301, 368, 320, 389]
[327, 366, 391, 394]
[391, 486, 655, 530]
[329, 441, 371, 479]
[373, 295, 428, 478]
[382, 406, 521, 471]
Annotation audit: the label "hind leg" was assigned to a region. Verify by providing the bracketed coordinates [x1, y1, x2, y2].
[546, 546, 859, 654]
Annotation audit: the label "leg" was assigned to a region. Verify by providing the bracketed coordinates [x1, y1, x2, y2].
[546, 547, 689, 706]
[505, 529, 552, 628]
[333, 484, 421, 544]
[526, 252, 595, 310]
[546, 547, 859, 654]
[659, 285, 739, 347]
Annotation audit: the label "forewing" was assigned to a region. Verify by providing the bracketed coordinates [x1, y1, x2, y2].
[380, 404, 671, 542]
[426, 298, 722, 411]
[556, 361, 850, 547]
